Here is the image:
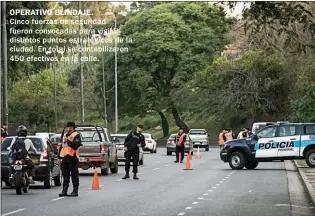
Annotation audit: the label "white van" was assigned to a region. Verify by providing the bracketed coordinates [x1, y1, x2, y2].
[251, 121, 289, 134]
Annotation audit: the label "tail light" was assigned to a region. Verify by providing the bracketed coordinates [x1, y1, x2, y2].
[15, 160, 22, 165]
[167, 140, 171, 144]
[40, 149, 49, 161]
[100, 143, 106, 153]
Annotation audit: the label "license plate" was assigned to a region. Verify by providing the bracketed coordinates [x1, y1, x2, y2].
[79, 158, 87, 162]
[14, 165, 22, 170]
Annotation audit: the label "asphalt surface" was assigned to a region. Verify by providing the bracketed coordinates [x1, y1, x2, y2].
[1, 147, 314, 216]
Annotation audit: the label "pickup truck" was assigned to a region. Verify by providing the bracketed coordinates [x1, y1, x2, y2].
[220, 123, 315, 169]
[75, 125, 118, 175]
[188, 129, 210, 151]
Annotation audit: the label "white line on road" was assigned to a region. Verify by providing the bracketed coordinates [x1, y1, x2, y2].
[216, 184, 220, 186]
[208, 190, 212, 192]
[212, 187, 216, 189]
[148, 156, 152, 157]
[51, 197, 65, 201]
[219, 181, 223, 183]
[165, 164, 171, 167]
[203, 193, 209, 195]
[192, 202, 198, 204]
[178, 212, 185, 215]
[138, 172, 145, 175]
[248, 190, 252, 193]
[273, 204, 314, 209]
[153, 168, 160, 170]
[116, 179, 122, 182]
[185, 207, 192, 210]
[198, 197, 204, 200]
[2, 208, 27, 216]
[222, 179, 226, 181]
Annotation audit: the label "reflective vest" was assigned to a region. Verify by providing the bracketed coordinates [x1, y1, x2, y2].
[225, 132, 233, 141]
[59, 131, 80, 158]
[176, 133, 186, 146]
[218, 133, 225, 145]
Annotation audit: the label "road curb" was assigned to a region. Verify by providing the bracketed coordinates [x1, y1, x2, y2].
[293, 160, 315, 207]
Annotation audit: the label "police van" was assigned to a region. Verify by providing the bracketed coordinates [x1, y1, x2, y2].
[220, 123, 315, 169]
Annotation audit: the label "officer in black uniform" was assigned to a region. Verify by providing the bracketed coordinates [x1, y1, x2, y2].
[58, 122, 82, 197]
[122, 125, 146, 180]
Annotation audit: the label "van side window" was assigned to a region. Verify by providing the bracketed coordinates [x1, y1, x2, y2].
[304, 125, 315, 135]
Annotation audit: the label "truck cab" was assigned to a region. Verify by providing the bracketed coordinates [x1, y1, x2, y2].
[220, 123, 315, 169]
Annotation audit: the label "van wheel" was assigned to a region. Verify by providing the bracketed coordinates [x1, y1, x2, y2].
[110, 159, 119, 174]
[305, 149, 315, 168]
[101, 167, 109, 176]
[229, 151, 246, 170]
[44, 171, 52, 189]
[245, 161, 259, 169]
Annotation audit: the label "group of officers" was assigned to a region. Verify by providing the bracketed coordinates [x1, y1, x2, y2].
[218, 127, 253, 149]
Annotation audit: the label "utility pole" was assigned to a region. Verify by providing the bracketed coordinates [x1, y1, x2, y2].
[114, 13, 118, 133]
[79, 1, 84, 124]
[102, 52, 108, 128]
[0, 1, 2, 131]
[53, 52, 57, 132]
[2, 2, 8, 127]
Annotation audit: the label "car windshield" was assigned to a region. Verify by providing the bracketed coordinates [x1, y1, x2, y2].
[143, 134, 150, 139]
[189, 130, 207, 135]
[111, 136, 126, 143]
[50, 135, 61, 143]
[28, 138, 46, 152]
[76, 129, 106, 142]
[169, 134, 176, 140]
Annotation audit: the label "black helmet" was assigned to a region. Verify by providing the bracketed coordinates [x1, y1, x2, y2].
[17, 125, 28, 137]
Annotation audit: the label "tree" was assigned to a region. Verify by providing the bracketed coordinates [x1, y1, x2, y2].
[103, 2, 231, 133]
[291, 85, 315, 122]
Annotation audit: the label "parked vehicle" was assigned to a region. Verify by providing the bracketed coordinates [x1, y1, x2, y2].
[49, 133, 62, 151]
[10, 159, 30, 195]
[142, 133, 157, 153]
[166, 134, 193, 156]
[75, 125, 118, 176]
[188, 129, 210, 151]
[221, 123, 315, 169]
[110, 134, 144, 165]
[35, 132, 56, 139]
[1, 136, 61, 188]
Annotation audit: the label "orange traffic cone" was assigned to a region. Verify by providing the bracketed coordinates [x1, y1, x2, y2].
[184, 151, 193, 170]
[92, 170, 100, 190]
[195, 147, 201, 159]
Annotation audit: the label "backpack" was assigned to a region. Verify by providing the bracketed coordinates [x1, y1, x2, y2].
[10, 138, 28, 160]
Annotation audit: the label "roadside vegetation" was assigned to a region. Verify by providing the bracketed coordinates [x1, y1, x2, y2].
[4, 2, 315, 138]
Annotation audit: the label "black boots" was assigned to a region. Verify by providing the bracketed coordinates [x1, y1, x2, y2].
[69, 186, 79, 197]
[133, 173, 139, 180]
[122, 173, 130, 179]
[59, 185, 69, 197]
[122, 173, 139, 180]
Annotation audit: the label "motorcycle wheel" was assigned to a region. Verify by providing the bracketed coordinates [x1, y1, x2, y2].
[15, 171, 22, 195]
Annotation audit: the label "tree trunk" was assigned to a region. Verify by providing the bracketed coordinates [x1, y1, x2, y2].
[158, 111, 169, 137]
[171, 107, 189, 133]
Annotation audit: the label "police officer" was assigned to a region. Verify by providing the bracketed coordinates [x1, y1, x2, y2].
[58, 122, 82, 197]
[122, 125, 146, 180]
[174, 127, 186, 163]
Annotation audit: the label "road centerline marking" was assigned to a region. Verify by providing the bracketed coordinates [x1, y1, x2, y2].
[165, 164, 171, 167]
[153, 168, 160, 170]
[185, 207, 192, 210]
[178, 212, 185, 215]
[192, 202, 198, 204]
[51, 197, 65, 201]
[2, 208, 27, 216]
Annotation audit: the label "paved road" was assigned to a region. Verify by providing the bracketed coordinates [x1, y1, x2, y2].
[1, 147, 314, 216]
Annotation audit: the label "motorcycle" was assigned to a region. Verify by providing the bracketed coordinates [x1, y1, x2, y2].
[10, 160, 30, 195]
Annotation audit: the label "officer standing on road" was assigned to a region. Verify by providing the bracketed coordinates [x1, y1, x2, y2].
[218, 129, 227, 150]
[58, 122, 82, 197]
[122, 125, 146, 180]
[174, 127, 186, 163]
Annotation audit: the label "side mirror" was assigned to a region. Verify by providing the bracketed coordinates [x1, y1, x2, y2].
[252, 134, 259, 141]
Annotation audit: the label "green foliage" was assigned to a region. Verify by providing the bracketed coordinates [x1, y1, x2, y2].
[291, 85, 315, 122]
